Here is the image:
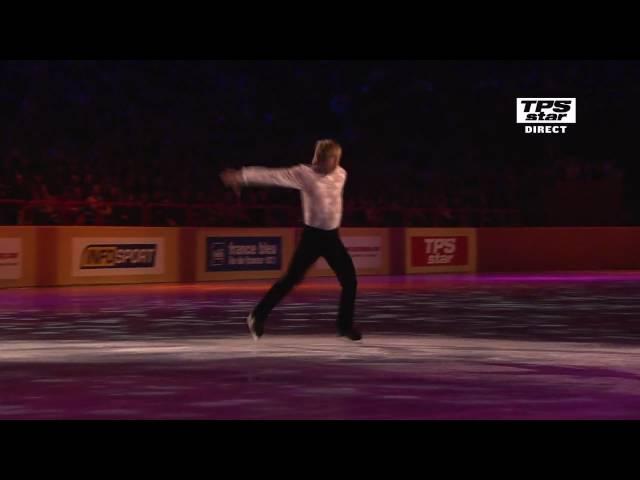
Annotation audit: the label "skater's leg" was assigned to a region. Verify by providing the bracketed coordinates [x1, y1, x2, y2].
[253, 230, 320, 323]
[322, 232, 359, 336]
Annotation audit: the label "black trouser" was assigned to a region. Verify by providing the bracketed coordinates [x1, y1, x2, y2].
[254, 225, 357, 331]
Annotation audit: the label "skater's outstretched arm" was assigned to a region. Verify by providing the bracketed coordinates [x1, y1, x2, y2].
[220, 165, 304, 192]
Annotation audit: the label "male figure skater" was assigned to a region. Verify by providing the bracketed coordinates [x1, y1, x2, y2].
[220, 139, 361, 341]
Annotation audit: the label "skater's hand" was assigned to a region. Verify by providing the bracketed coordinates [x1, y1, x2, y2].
[220, 169, 243, 197]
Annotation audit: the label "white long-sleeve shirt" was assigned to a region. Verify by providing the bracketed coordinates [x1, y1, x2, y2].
[240, 164, 347, 230]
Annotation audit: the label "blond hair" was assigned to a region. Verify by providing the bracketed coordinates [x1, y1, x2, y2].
[313, 139, 342, 164]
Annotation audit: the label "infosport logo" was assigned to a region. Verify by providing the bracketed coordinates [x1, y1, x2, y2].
[517, 98, 576, 134]
[80, 244, 157, 269]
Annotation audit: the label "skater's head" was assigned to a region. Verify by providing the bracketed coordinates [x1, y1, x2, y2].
[312, 139, 342, 175]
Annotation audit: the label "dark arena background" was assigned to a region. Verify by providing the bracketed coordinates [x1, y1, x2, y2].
[2, 60, 640, 420]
